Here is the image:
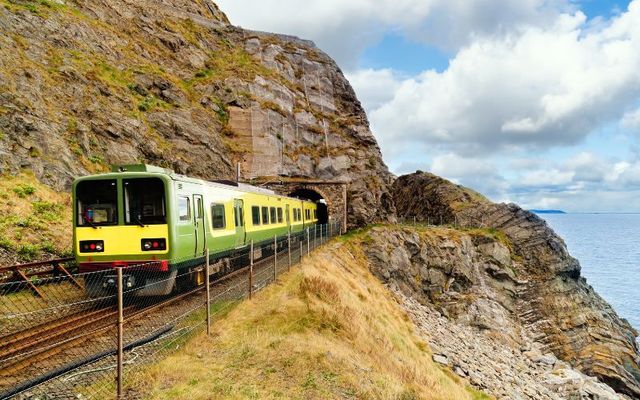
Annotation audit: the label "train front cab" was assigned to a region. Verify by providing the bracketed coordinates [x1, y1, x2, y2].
[73, 173, 174, 297]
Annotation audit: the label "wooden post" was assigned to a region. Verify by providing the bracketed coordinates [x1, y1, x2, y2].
[116, 267, 124, 399]
[287, 233, 292, 271]
[249, 240, 254, 299]
[273, 235, 277, 281]
[205, 248, 211, 336]
[307, 228, 310, 256]
[300, 240, 303, 261]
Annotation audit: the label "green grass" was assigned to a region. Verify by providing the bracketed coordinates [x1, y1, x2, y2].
[13, 184, 36, 198]
[32, 201, 63, 221]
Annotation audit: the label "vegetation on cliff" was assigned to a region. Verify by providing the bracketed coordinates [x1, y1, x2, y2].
[0, 172, 71, 264]
[0, 0, 394, 265]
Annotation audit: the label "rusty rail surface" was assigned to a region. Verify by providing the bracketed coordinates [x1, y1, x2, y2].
[0, 257, 80, 298]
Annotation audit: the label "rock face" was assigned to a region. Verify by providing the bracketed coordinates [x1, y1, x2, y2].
[398, 288, 625, 400]
[0, 0, 394, 228]
[390, 172, 640, 397]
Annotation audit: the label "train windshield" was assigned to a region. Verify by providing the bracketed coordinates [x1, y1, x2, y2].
[124, 178, 166, 225]
[76, 180, 118, 226]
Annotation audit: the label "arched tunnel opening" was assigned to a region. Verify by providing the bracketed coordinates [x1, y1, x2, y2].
[288, 188, 329, 225]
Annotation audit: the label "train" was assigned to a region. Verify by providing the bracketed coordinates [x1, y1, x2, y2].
[73, 164, 318, 296]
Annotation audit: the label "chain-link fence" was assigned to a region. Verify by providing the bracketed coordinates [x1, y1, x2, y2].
[0, 221, 341, 400]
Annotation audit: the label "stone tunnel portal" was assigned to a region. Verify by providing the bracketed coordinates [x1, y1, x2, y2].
[288, 188, 329, 225]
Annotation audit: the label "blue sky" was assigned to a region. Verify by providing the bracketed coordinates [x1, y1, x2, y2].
[219, 0, 640, 212]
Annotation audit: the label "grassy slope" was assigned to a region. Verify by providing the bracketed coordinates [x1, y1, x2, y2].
[139, 236, 488, 399]
[0, 172, 71, 261]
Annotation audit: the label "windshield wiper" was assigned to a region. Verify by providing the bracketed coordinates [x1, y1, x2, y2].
[135, 216, 146, 228]
[82, 214, 98, 229]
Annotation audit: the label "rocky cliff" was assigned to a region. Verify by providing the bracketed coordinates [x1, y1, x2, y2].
[0, 0, 394, 242]
[389, 172, 640, 397]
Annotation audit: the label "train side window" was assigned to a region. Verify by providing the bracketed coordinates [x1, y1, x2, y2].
[306, 209, 310, 220]
[252, 206, 260, 225]
[236, 205, 244, 227]
[211, 204, 225, 229]
[270, 207, 277, 224]
[178, 197, 191, 222]
[296, 209, 301, 221]
[277, 208, 283, 223]
[196, 197, 203, 219]
[313, 209, 317, 219]
[261, 206, 269, 224]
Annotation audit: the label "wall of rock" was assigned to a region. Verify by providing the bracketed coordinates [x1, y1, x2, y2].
[391, 172, 640, 397]
[0, 0, 394, 234]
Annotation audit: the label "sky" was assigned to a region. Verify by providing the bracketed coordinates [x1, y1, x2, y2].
[216, 0, 640, 212]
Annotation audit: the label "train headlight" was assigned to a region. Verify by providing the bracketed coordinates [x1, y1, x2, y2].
[141, 238, 166, 251]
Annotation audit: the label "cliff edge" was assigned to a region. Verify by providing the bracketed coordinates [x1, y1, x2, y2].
[389, 171, 640, 397]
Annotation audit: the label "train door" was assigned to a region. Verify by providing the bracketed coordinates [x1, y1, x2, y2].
[233, 199, 246, 247]
[193, 194, 206, 256]
[285, 204, 290, 232]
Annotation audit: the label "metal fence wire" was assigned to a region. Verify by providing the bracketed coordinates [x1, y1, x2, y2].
[0, 221, 342, 400]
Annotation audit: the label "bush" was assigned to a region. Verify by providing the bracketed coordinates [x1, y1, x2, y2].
[13, 184, 36, 198]
[0, 236, 14, 250]
[17, 244, 40, 261]
[32, 201, 63, 221]
[88, 155, 104, 164]
[40, 241, 57, 254]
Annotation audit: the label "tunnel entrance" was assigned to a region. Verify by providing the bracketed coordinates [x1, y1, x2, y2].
[288, 188, 329, 225]
[249, 178, 347, 232]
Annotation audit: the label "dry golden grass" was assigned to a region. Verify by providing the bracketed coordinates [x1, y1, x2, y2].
[0, 172, 71, 262]
[138, 240, 481, 399]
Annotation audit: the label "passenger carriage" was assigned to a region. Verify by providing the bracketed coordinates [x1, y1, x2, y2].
[73, 164, 318, 296]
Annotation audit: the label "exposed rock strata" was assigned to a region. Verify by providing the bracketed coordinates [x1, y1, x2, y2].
[390, 172, 640, 397]
[397, 288, 627, 400]
[0, 0, 394, 229]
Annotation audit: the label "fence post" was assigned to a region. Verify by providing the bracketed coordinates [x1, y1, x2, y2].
[273, 235, 277, 281]
[116, 267, 124, 399]
[300, 239, 303, 261]
[205, 248, 211, 336]
[320, 224, 323, 244]
[307, 227, 310, 256]
[287, 233, 291, 271]
[249, 240, 254, 300]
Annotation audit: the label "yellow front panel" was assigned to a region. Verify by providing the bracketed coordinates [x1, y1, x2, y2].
[76, 225, 170, 256]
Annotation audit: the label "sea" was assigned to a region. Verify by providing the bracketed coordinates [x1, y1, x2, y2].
[540, 213, 640, 333]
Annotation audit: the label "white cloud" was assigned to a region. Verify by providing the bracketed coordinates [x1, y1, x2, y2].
[365, 3, 640, 158]
[344, 69, 401, 110]
[429, 153, 508, 197]
[215, 0, 573, 67]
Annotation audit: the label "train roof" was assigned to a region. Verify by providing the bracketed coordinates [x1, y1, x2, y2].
[74, 164, 315, 202]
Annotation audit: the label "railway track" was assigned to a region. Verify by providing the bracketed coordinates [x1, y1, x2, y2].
[0, 256, 268, 397]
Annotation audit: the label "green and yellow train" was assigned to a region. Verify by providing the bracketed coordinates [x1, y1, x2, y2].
[73, 164, 318, 296]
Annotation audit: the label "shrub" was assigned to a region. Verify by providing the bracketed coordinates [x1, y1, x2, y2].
[0, 236, 14, 250]
[17, 244, 40, 261]
[40, 241, 57, 254]
[13, 184, 36, 198]
[88, 155, 104, 164]
[32, 201, 63, 221]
